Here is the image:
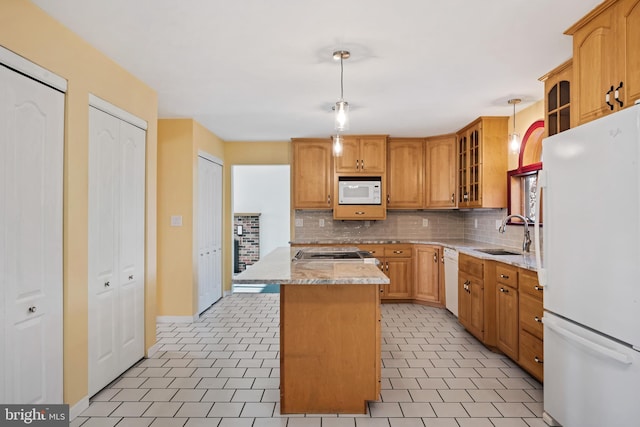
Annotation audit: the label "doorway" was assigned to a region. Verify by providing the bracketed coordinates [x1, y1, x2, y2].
[232, 165, 290, 292]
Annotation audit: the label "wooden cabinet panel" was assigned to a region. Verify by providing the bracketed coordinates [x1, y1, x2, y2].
[292, 138, 333, 209]
[425, 134, 457, 208]
[384, 245, 412, 258]
[413, 245, 441, 304]
[387, 138, 424, 209]
[571, 8, 617, 126]
[519, 269, 544, 299]
[456, 117, 508, 208]
[335, 135, 386, 174]
[567, 0, 640, 126]
[458, 254, 485, 342]
[384, 257, 412, 299]
[540, 60, 573, 138]
[519, 330, 544, 382]
[459, 254, 483, 279]
[520, 293, 544, 340]
[495, 264, 518, 289]
[496, 283, 519, 360]
[333, 204, 386, 220]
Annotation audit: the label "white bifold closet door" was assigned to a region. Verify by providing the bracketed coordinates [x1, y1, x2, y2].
[0, 64, 64, 403]
[88, 105, 145, 396]
[198, 156, 223, 314]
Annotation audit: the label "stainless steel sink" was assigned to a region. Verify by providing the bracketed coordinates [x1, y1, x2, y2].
[474, 248, 522, 256]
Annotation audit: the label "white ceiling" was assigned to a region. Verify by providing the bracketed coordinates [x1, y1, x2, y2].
[32, 0, 601, 141]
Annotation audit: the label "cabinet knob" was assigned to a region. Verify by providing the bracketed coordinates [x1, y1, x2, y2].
[534, 285, 543, 292]
[355, 211, 365, 215]
[361, 160, 364, 169]
[28, 306, 37, 313]
[387, 195, 390, 204]
[534, 316, 542, 323]
[500, 274, 509, 279]
[451, 193, 455, 204]
[356, 159, 359, 169]
[534, 356, 543, 364]
[433, 252, 438, 263]
[393, 250, 403, 254]
[327, 194, 331, 205]
[499, 287, 509, 293]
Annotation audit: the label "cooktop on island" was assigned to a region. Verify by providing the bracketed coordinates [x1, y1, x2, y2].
[292, 249, 377, 263]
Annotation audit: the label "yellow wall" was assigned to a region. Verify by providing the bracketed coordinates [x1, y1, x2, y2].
[0, 0, 158, 408]
[223, 142, 290, 291]
[508, 100, 544, 170]
[157, 119, 225, 317]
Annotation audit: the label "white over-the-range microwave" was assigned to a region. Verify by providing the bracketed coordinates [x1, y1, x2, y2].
[338, 177, 382, 205]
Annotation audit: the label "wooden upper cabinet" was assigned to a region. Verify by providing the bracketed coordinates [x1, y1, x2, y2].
[566, 0, 640, 127]
[539, 59, 572, 138]
[425, 134, 457, 208]
[387, 138, 424, 209]
[291, 138, 333, 209]
[456, 117, 508, 208]
[335, 135, 387, 174]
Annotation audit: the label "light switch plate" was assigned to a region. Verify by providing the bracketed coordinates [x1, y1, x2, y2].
[170, 215, 183, 226]
[295, 218, 303, 227]
[319, 219, 325, 227]
[422, 218, 429, 227]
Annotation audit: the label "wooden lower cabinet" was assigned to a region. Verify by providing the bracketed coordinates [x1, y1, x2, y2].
[381, 245, 412, 300]
[280, 284, 381, 413]
[495, 263, 519, 361]
[458, 254, 488, 343]
[413, 245, 443, 304]
[518, 269, 544, 382]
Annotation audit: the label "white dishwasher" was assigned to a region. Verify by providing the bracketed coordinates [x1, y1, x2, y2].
[443, 248, 458, 317]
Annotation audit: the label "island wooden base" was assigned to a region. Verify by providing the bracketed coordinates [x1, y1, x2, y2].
[280, 284, 381, 414]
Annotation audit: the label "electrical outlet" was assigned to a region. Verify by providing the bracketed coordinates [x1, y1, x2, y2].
[319, 219, 325, 227]
[364, 220, 371, 227]
[295, 218, 303, 227]
[496, 220, 502, 230]
[474, 219, 478, 228]
[422, 218, 429, 227]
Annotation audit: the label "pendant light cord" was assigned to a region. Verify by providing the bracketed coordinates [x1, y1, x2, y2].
[340, 55, 344, 100]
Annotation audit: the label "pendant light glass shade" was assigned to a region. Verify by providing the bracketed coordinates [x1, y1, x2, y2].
[333, 134, 343, 156]
[334, 100, 349, 131]
[508, 98, 521, 153]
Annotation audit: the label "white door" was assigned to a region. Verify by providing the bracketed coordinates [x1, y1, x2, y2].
[211, 162, 223, 302]
[117, 120, 145, 372]
[0, 64, 64, 403]
[198, 156, 223, 313]
[88, 105, 145, 396]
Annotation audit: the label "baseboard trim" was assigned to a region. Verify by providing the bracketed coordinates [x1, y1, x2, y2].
[156, 314, 198, 324]
[543, 411, 560, 426]
[69, 396, 89, 420]
[146, 342, 162, 357]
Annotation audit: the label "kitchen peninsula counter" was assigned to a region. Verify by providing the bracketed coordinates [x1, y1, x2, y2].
[233, 247, 389, 414]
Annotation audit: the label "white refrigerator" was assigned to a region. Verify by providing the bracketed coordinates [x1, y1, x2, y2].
[538, 102, 640, 427]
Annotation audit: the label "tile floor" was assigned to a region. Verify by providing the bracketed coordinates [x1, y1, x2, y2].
[75, 293, 545, 427]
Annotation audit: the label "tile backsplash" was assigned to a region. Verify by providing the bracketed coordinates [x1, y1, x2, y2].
[293, 209, 542, 252]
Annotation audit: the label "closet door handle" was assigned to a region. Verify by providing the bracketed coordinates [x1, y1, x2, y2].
[104, 281, 110, 287]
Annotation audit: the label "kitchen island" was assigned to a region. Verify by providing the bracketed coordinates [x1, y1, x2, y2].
[233, 247, 389, 414]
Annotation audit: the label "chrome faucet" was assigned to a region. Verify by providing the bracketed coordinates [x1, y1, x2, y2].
[499, 214, 532, 253]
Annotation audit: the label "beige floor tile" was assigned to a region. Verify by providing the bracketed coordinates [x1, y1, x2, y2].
[174, 402, 213, 418]
[110, 402, 152, 417]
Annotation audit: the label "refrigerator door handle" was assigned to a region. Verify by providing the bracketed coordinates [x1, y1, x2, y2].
[545, 317, 632, 365]
[535, 169, 547, 287]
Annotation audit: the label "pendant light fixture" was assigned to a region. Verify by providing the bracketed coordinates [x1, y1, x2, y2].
[333, 134, 343, 156]
[508, 98, 521, 153]
[333, 50, 350, 132]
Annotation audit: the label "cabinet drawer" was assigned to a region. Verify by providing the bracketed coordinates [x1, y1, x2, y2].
[459, 254, 483, 278]
[519, 269, 543, 300]
[496, 263, 518, 289]
[384, 246, 412, 258]
[520, 293, 544, 340]
[357, 245, 383, 258]
[333, 204, 386, 220]
[519, 330, 544, 382]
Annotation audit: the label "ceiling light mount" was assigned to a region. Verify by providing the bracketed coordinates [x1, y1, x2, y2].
[508, 98, 522, 153]
[333, 50, 351, 61]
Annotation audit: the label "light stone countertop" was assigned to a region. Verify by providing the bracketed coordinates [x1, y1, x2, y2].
[232, 247, 390, 285]
[290, 238, 540, 271]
